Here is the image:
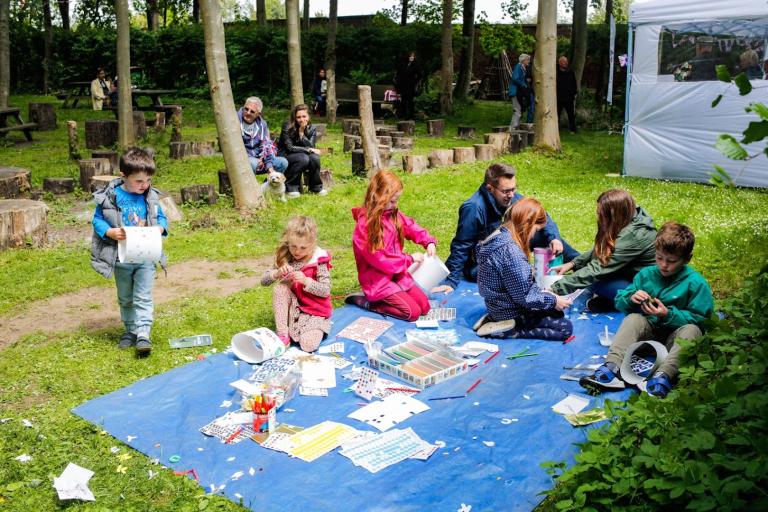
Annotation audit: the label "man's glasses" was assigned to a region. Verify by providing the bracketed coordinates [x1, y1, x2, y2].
[244, 108, 258, 114]
[493, 185, 517, 195]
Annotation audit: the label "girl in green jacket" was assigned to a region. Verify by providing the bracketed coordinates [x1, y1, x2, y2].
[550, 189, 657, 312]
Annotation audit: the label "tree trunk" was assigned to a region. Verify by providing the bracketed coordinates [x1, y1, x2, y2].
[43, 177, 74, 194]
[428, 149, 453, 168]
[343, 134, 361, 152]
[439, 0, 453, 115]
[147, 0, 160, 31]
[91, 149, 119, 172]
[400, 0, 408, 26]
[392, 136, 413, 149]
[402, 154, 428, 174]
[453, 146, 475, 163]
[427, 119, 444, 136]
[170, 106, 182, 142]
[169, 141, 191, 159]
[532, 0, 560, 151]
[67, 120, 81, 160]
[0, 0, 10, 108]
[302, 0, 309, 30]
[0, 199, 48, 250]
[42, 0, 52, 95]
[181, 184, 217, 205]
[57, 0, 69, 30]
[286, 0, 304, 108]
[28, 103, 57, 131]
[474, 143, 497, 161]
[256, 0, 266, 26]
[357, 85, 381, 177]
[0, 167, 31, 199]
[199, 0, 263, 210]
[485, 132, 509, 154]
[115, 0, 135, 148]
[455, 0, 475, 100]
[85, 119, 119, 149]
[324, 0, 338, 124]
[397, 120, 415, 135]
[78, 158, 111, 190]
[570, 0, 588, 88]
[457, 126, 475, 138]
[192, 0, 200, 23]
[595, 0, 613, 104]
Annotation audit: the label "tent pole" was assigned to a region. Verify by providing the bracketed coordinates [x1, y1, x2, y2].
[622, 24, 635, 177]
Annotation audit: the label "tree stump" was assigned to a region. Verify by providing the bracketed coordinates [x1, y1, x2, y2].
[181, 184, 217, 205]
[397, 120, 415, 135]
[519, 123, 534, 132]
[508, 132, 521, 154]
[170, 106, 183, 143]
[457, 126, 476, 138]
[342, 119, 360, 136]
[89, 175, 116, 192]
[43, 177, 75, 195]
[67, 120, 81, 160]
[78, 158, 111, 191]
[158, 192, 183, 222]
[314, 123, 327, 142]
[218, 169, 232, 195]
[378, 145, 392, 168]
[392, 137, 413, 150]
[132, 111, 148, 140]
[427, 119, 445, 137]
[376, 126, 395, 137]
[402, 154, 429, 174]
[510, 129, 530, 150]
[190, 141, 216, 156]
[28, 103, 57, 131]
[317, 147, 334, 155]
[85, 119, 119, 149]
[376, 135, 392, 148]
[343, 134, 361, 153]
[154, 112, 166, 133]
[485, 133, 510, 155]
[474, 144, 497, 161]
[428, 149, 454, 168]
[388, 131, 404, 139]
[351, 149, 366, 177]
[453, 147, 476, 164]
[0, 199, 48, 250]
[169, 141, 192, 159]
[0, 167, 32, 199]
[320, 168, 334, 190]
[91, 150, 119, 173]
[492, 126, 511, 133]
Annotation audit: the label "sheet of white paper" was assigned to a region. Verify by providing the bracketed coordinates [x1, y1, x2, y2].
[348, 394, 430, 431]
[552, 394, 590, 415]
[53, 463, 96, 502]
[415, 318, 439, 329]
[300, 358, 337, 389]
[339, 427, 431, 473]
[355, 367, 378, 401]
[318, 342, 345, 354]
[564, 288, 587, 302]
[299, 386, 329, 397]
[229, 379, 263, 395]
[464, 341, 499, 352]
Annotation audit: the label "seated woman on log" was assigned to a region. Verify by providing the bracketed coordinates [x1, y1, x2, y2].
[277, 104, 326, 199]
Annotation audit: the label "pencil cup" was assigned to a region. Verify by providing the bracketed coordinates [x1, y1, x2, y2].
[598, 331, 615, 347]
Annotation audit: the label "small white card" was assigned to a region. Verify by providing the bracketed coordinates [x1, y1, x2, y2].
[415, 319, 439, 329]
[299, 386, 329, 397]
[552, 394, 590, 415]
[318, 342, 345, 354]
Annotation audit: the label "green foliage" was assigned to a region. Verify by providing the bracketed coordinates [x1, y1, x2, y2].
[542, 267, 768, 511]
[478, 22, 534, 57]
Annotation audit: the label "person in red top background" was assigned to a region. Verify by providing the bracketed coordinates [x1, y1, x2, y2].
[346, 170, 437, 321]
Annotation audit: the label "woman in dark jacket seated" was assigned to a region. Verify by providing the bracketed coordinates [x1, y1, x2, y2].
[278, 104, 326, 198]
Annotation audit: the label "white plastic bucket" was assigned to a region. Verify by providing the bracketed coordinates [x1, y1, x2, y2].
[408, 256, 450, 291]
[231, 328, 286, 364]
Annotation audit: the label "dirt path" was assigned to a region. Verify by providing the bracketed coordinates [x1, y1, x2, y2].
[0, 256, 273, 350]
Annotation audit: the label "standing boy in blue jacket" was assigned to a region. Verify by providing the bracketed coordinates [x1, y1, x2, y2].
[91, 148, 168, 355]
[581, 222, 714, 397]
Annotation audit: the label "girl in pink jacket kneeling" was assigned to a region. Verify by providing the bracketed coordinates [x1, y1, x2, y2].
[347, 170, 436, 321]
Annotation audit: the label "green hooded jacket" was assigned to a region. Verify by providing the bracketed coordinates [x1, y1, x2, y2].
[551, 207, 656, 294]
[614, 264, 714, 330]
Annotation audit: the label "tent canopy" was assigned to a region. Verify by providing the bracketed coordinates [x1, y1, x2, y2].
[624, 0, 768, 187]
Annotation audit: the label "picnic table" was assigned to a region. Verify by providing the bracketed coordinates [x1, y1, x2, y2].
[0, 108, 37, 141]
[130, 89, 177, 111]
[59, 81, 92, 108]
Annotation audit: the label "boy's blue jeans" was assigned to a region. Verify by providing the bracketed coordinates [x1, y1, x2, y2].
[114, 261, 156, 337]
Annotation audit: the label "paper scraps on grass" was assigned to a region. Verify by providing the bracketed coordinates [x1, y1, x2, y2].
[286, 421, 360, 462]
[339, 427, 434, 473]
[563, 408, 610, 426]
[348, 394, 430, 432]
[15, 454, 32, 463]
[53, 463, 95, 502]
[337, 317, 394, 344]
[551, 394, 591, 416]
[318, 342, 345, 354]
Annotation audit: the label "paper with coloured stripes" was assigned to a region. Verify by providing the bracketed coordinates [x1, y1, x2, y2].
[286, 421, 360, 462]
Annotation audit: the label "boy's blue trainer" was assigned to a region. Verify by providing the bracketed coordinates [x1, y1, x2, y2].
[135, 336, 152, 356]
[646, 372, 672, 398]
[580, 363, 625, 392]
[118, 332, 137, 349]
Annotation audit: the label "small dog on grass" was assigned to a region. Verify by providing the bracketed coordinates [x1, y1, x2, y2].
[260, 171, 287, 202]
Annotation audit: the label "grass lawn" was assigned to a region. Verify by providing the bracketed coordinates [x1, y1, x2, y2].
[0, 95, 766, 511]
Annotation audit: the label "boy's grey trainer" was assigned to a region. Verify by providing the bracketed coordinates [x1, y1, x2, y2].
[135, 336, 152, 355]
[118, 332, 137, 349]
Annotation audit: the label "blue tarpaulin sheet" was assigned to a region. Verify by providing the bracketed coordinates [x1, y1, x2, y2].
[73, 282, 632, 511]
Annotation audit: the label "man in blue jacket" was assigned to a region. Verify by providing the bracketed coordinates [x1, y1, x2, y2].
[433, 163, 579, 294]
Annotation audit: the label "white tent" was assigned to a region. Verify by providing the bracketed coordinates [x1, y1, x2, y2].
[624, 0, 768, 187]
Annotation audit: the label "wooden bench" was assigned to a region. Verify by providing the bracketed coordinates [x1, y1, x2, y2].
[336, 83, 397, 113]
[0, 108, 37, 141]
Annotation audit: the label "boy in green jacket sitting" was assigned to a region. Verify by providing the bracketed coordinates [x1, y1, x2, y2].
[581, 222, 714, 398]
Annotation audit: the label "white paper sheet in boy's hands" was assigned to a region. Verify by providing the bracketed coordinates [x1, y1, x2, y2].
[551, 394, 590, 415]
[348, 394, 430, 431]
[53, 463, 96, 502]
[337, 317, 394, 344]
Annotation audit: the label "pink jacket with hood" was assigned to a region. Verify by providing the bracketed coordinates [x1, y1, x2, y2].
[352, 206, 437, 302]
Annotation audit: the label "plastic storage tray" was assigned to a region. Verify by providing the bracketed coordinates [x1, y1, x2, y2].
[368, 339, 468, 390]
